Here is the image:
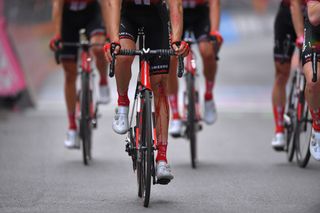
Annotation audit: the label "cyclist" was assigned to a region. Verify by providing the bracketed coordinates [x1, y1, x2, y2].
[303, 0, 320, 160]
[103, 0, 188, 183]
[271, 0, 305, 150]
[49, 0, 110, 149]
[167, 0, 223, 136]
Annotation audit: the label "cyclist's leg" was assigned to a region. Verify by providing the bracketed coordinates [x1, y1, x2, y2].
[198, 41, 218, 125]
[167, 57, 179, 119]
[167, 56, 183, 135]
[86, 2, 109, 103]
[111, 38, 135, 134]
[151, 75, 173, 181]
[60, 8, 81, 148]
[90, 34, 107, 82]
[271, 3, 296, 148]
[148, 3, 173, 181]
[112, 6, 137, 134]
[90, 34, 110, 104]
[193, 5, 218, 125]
[302, 17, 320, 160]
[62, 60, 78, 131]
[152, 75, 169, 162]
[272, 61, 291, 131]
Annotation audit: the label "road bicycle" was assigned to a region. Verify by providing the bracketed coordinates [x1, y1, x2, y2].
[172, 31, 220, 169]
[279, 35, 313, 168]
[55, 29, 102, 165]
[294, 48, 318, 168]
[109, 28, 183, 207]
[279, 35, 299, 161]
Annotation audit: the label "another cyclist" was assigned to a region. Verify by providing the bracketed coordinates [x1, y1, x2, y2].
[49, 0, 110, 149]
[167, 0, 223, 136]
[303, 0, 320, 160]
[103, 0, 188, 183]
[271, 0, 305, 150]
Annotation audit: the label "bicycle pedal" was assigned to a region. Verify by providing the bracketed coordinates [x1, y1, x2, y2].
[157, 178, 171, 185]
[284, 114, 292, 126]
[92, 119, 97, 129]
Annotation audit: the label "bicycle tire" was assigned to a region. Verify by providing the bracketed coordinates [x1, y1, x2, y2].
[286, 72, 297, 162]
[137, 154, 143, 197]
[80, 72, 92, 165]
[141, 91, 152, 207]
[295, 90, 311, 168]
[186, 73, 197, 169]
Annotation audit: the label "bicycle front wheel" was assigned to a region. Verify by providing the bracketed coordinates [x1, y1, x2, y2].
[295, 91, 311, 168]
[80, 72, 92, 165]
[186, 73, 197, 169]
[136, 90, 153, 207]
[286, 72, 297, 162]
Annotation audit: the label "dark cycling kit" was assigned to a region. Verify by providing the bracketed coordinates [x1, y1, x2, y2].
[274, 0, 306, 62]
[120, 0, 170, 75]
[302, 0, 320, 65]
[182, 0, 211, 41]
[61, 0, 105, 60]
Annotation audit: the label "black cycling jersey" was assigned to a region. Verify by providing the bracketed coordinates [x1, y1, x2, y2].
[60, 1, 105, 61]
[120, 2, 170, 75]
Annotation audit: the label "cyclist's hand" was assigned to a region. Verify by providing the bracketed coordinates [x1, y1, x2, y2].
[209, 31, 223, 52]
[295, 35, 304, 49]
[49, 34, 61, 52]
[104, 41, 121, 63]
[171, 41, 189, 57]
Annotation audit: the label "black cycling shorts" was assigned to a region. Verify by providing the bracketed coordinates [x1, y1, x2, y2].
[302, 16, 320, 66]
[183, 6, 210, 41]
[120, 3, 170, 75]
[60, 1, 105, 61]
[273, 2, 297, 63]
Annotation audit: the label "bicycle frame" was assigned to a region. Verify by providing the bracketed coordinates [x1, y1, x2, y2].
[182, 36, 201, 123]
[58, 29, 101, 165]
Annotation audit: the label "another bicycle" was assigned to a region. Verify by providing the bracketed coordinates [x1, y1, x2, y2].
[55, 29, 102, 165]
[109, 28, 183, 207]
[294, 49, 318, 168]
[173, 31, 220, 169]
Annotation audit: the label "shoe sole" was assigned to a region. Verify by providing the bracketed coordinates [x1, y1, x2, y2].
[170, 133, 182, 138]
[157, 177, 172, 185]
[272, 146, 285, 152]
[65, 145, 80, 150]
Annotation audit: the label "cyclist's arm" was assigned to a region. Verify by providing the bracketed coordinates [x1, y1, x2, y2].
[52, 0, 64, 36]
[290, 0, 304, 37]
[307, 0, 320, 26]
[99, 0, 110, 35]
[102, 0, 122, 43]
[167, 0, 183, 43]
[208, 0, 220, 31]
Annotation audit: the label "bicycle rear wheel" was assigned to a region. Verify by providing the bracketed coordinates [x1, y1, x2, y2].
[295, 91, 311, 168]
[80, 72, 92, 165]
[136, 91, 153, 207]
[186, 73, 197, 169]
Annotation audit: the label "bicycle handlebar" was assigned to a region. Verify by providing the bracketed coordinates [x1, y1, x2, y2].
[109, 49, 184, 78]
[54, 41, 104, 64]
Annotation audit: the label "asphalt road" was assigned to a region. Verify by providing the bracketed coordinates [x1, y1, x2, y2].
[1, 34, 320, 212]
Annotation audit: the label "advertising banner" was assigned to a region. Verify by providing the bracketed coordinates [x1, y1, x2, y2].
[0, 0, 26, 96]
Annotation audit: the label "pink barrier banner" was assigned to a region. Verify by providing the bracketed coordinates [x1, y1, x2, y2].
[0, 6, 26, 96]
